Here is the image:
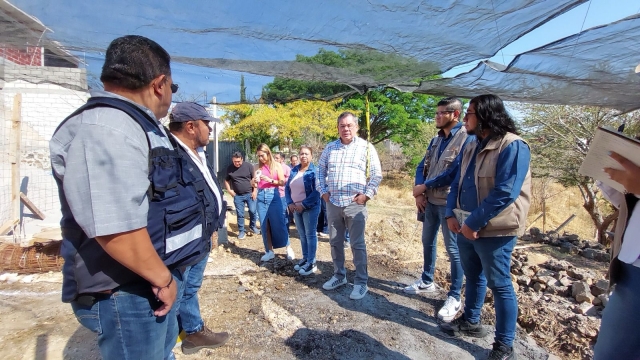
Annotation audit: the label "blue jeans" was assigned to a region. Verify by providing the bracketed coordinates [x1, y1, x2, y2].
[293, 204, 320, 264]
[177, 253, 208, 335]
[594, 261, 640, 359]
[71, 270, 183, 360]
[458, 235, 517, 347]
[317, 199, 328, 234]
[421, 202, 463, 300]
[257, 188, 289, 250]
[233, 193, 257, 233]
[281, 197, 289, 226]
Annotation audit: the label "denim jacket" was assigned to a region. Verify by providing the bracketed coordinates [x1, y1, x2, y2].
[285, 162, 320, 210]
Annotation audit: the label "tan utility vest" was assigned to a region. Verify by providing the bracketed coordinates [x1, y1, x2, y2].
[422, 126, 468, 206]
[457, 133, 532, 237]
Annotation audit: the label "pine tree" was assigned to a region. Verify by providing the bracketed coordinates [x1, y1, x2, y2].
[240, 75, 247, 103]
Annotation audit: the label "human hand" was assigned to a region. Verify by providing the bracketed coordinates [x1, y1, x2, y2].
[251, 189, 257, 200]
[296, 204, 304, 212]
[460, 223, 479, 240]
[288, 204, 297, 213]
[604, 152, 640, 195]
[415, 194, 427, 212]
[229, 190, 236, 197]
[354, 193, 368, 205]
[260, 175, 271, 182]
[151, 274, 178, 317]
[413, 184, 427, 198]
[322, 193, 330, 203]
[447, 217, 461, 233]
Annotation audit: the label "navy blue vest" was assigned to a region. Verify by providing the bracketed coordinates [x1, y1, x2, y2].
[54, 97, 215, 301]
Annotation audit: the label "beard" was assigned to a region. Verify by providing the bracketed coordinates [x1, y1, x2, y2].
[436, 118, 455, 130]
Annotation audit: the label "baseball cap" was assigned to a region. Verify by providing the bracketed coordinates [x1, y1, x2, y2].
[170, 102, 220, 123]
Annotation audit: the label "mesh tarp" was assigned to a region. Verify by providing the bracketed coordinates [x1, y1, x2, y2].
[413, 14, 640, 112]
[0, 0, 588, 102]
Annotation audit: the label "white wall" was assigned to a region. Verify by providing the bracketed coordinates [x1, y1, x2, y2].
[0, 77, 88, 240]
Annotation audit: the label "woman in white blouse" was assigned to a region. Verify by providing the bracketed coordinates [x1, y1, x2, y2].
[594, 151, 640, 359]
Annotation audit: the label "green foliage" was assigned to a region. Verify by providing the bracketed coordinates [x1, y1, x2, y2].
[340, 89, 438, 146]
[400, 121, 439, 173]
[220, 101, 348, 152]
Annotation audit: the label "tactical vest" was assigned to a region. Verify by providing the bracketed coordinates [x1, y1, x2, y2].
[172, 137, 227, 242]
[422, 127, 468, 206]
[54, 97, 212, 301]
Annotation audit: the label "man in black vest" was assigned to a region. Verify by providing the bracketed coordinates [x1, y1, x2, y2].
[50, 35, 190, 359]
[168, 102, 230, 354]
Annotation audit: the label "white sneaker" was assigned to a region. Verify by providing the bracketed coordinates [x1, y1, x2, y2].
[298, 262, 317, 276]
[286, 246, 295, 261]
[350, 284, 368, 300]
[403, 279, 436, 294]
[438, 296, 462, 322]
[322, 276, 347, 290]
[317, 232, 329, 239]
[260, 251, 275, 262]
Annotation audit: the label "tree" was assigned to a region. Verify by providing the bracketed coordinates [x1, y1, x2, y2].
[518, 103, 640, 244]
[261, 48, 443, 155]
[240, 75, 247, 103]
[220, 100, 349, 153]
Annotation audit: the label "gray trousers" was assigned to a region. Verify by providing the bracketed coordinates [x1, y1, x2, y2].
[326, 201, 368, 285]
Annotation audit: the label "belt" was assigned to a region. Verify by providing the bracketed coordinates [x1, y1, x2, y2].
[74, 290, 113, 307]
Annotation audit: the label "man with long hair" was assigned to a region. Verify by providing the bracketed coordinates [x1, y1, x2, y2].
[443, 94, 531, 360]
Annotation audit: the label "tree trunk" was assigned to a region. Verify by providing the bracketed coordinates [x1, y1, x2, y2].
[597, 209, 619, 246]
[579, 183, 605, 242]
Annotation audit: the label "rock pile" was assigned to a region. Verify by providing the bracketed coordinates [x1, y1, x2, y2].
[506, 249, 608, 359]
[521, 228, 610, 263]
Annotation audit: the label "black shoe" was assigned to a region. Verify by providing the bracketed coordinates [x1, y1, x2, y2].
[439, 316, 488, 338]
[487, 341, 516, 360]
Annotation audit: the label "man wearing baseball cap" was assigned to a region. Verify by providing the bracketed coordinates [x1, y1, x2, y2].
[168, 102, 230, 354]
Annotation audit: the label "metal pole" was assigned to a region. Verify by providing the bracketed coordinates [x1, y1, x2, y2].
[212, 96, 219, 173]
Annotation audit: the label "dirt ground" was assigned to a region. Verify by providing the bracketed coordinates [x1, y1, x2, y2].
[0, 178, 604, 360]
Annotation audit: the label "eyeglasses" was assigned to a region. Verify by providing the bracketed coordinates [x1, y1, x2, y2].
[170, 83, 179, 93]
[435, 110, 455, 116]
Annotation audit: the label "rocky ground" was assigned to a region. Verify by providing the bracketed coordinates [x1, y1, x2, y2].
[0, 187, 608, 360]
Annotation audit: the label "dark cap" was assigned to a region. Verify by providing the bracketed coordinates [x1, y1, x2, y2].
[170, 102, 220, 123]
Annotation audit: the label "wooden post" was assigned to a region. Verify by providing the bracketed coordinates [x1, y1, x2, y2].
[10, 94, 22, 242]
[555, 214, 577, 233]
[542, 198, 546, 233]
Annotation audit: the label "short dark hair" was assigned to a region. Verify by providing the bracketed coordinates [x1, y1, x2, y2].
[168, 120, 184, 133]
[232, 151, 243, 159]
[437, 97, 463, 112]
[290, 154, 299, 160]
[469, 94, 518, 138]
[100, 35, 171, 90]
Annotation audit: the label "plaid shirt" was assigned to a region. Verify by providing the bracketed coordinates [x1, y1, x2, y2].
[316, 136, 382, 207]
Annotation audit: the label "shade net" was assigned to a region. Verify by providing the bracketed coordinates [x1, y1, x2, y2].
[0, 0, 593, 104]
[412, 14, 640, 113]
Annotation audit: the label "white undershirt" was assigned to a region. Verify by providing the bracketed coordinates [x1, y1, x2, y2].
[173, 136, 223, 216]
[598, 182, 640, 267]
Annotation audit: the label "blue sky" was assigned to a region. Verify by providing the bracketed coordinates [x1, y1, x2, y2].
[12, 0, 640, 103]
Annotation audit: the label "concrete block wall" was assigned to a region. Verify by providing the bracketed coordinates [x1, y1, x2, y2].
[0, 80, 89, 238]
[1, 63, 87, 91]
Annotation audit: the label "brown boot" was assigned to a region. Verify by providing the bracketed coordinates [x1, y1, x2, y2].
[181, 327, 230, 355]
